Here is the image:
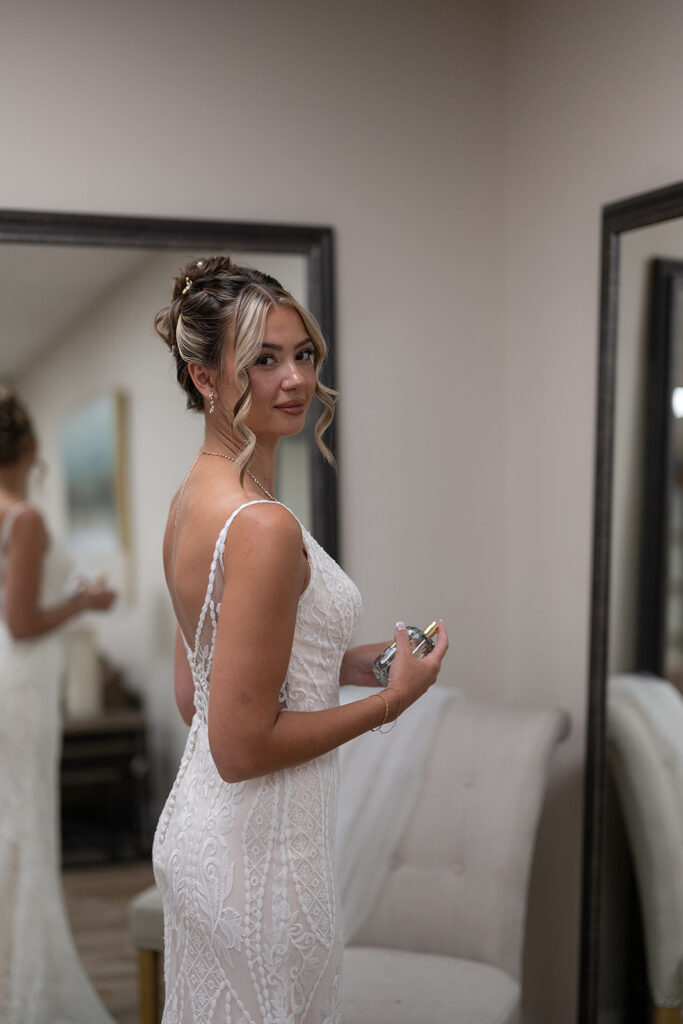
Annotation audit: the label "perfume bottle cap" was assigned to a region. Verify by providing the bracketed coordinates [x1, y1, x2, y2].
[422, 621, 439, 638]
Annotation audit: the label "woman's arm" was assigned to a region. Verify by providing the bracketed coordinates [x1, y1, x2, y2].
[174, 625, 196, 726]
[207, 503, 448, 783]
[4, 506, 115, 640]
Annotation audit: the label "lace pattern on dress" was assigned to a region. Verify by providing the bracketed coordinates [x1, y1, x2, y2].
[153, 499, 362, 1024]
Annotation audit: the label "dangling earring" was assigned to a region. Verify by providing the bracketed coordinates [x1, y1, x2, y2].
[33, 455, 49, 488]
[208, 391, 215, 415]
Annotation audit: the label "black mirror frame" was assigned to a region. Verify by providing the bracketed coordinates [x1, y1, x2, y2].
[0, 208, 339, 562]
[580, 180, 683, 1022]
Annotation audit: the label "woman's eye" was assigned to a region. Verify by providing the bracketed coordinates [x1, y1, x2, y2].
[254, 348, 315, 368]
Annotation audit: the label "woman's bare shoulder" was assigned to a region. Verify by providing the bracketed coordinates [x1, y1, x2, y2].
[220, 503, 306, 605]
[5, 502, 45, 532]
[3, 503, 47, 551]
[223, 499, 302, 545]
[164, 478, 298, 571]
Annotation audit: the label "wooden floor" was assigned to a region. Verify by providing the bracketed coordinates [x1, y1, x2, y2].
[63, 860, 156, 1024]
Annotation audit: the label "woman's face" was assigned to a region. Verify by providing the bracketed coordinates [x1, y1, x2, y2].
[226, 305, 317, 440]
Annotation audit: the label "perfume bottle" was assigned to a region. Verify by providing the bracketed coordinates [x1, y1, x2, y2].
[371, 621, 439, 687]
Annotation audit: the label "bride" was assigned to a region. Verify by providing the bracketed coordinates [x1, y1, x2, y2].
[153, 257, 448, 1022]
[0, 387, 117, 1024]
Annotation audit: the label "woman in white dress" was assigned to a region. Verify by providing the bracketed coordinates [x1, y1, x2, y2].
[152, 257, 448, 1024]
[0, 388, 117, 1024]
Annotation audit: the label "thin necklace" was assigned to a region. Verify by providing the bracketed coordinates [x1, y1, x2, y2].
[175, 450, 202, 527]
[200, 448, 277, 502]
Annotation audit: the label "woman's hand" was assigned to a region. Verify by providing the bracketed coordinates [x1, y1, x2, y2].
[83, 585, 117, 612]
[385, 620, 449, 717]
[339, 642, 390, 686]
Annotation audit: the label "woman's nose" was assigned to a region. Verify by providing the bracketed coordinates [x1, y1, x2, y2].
[282, 361, 304, 387]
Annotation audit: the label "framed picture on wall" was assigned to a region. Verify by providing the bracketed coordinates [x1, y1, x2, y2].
[61, 390, 134, 598]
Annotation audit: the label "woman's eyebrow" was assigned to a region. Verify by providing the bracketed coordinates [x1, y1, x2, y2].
[261, 338, 312, 351]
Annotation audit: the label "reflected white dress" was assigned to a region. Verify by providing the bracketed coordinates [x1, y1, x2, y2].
[0, 501, 115, 1024]
[153, 500, 363, 1024]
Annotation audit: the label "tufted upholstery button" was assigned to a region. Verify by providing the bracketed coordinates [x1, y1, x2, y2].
[390, 855, 402, 870]
[463, 772, 475, 787]
[453, 862, 465, 875]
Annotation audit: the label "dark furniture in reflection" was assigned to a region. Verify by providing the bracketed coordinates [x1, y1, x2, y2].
[639, 258, 683, 691]
[60, 709, 151, 866]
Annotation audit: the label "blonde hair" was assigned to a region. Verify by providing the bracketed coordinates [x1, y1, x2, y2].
[155, 256, 337, 481]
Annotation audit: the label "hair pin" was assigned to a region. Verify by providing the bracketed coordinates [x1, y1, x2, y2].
[182, 276, 192, 295]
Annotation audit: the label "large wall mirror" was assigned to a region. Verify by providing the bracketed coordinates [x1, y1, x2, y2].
[582, 183, 683, 1023]
[0, 209, 338, 862]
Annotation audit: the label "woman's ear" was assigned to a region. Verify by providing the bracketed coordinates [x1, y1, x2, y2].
[187, 362, 216, 404]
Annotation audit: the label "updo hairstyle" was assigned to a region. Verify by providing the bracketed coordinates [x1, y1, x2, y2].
[155, 256, 337, 477]
[0, 387, 35, 465]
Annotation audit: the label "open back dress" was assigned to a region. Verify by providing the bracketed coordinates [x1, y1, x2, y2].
[152, 499, 363, 1024]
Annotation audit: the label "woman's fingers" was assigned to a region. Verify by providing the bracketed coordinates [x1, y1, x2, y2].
[432, 620, 449, 656]
[392, 621, 412, 661]
[390, 619, 449, 686]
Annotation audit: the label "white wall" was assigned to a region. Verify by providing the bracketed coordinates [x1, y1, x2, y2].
[501, 1, 683, 1020]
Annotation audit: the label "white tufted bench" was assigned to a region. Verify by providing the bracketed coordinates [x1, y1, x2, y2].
[608, 675, 683, 1024]
[130, 695, 569, 1024]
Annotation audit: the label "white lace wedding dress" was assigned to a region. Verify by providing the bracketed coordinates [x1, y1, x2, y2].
[153, 500, 363, 1024]
[0, 501, 115, 1024]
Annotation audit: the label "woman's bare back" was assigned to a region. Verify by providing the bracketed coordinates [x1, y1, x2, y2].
[163, 463, 309, 651]
[153, 466, 363, 1024]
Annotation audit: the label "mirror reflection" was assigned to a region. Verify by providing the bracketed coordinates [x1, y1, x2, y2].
[601, 217, 683, 1022]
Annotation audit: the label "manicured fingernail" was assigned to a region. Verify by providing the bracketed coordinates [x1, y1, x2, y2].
[396, 621, 406, 630]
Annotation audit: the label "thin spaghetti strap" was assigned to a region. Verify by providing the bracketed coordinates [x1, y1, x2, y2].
[190, 499, 275, 656]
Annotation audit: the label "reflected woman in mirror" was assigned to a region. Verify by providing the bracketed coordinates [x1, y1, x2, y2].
[153, 257, 448, 1023]
[0, 388, 117, 1024]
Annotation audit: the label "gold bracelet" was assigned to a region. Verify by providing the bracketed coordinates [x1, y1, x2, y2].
[380, 687, 402, 734]
[370, 691, 390, 732]
[371, 688, 402, 735]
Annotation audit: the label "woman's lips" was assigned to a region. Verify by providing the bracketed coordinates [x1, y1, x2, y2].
[276, 403, 306, 415]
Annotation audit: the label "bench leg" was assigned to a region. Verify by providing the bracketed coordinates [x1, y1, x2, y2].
[652, 1008, 682, 1024]
[138, 948, 161, 1024]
